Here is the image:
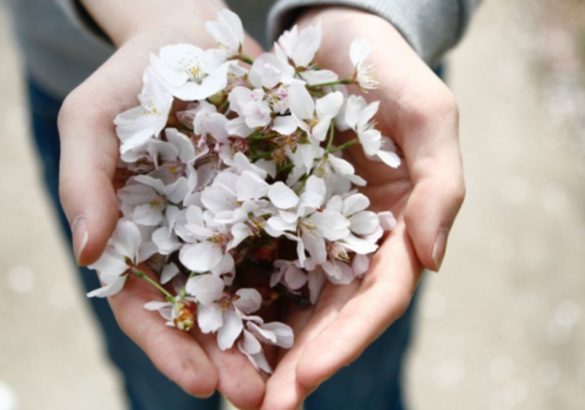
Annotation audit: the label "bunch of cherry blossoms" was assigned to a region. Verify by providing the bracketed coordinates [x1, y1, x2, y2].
[87, 9, 400, 373]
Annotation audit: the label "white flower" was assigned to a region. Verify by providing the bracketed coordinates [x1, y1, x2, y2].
[288, 82, 344, 142]
[150, 43, 230, 101]
[177, 200, 252, 275]
[206, 9, 245, 57]
[87, 220, 143, 297]
[115, 70, 173, 162]
[325, 193, 382, 255]
[350, 38, 379, 90]
[277, 24, 321, 68]
[187, 275, 262, 350]
[118, 173, 196, 226]
[266, 176, 351, 267]
[344, 95, 401, 168]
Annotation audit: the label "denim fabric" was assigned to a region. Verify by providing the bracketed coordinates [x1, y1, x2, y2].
[26, 79, 419, 410]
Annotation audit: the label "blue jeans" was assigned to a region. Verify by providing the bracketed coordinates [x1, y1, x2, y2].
[27, 78, 418, 410]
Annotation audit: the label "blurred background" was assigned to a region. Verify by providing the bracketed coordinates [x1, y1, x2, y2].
[1, 0, 584, 409]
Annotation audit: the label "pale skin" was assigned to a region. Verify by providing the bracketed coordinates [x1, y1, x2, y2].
[57, 1, 464, 409]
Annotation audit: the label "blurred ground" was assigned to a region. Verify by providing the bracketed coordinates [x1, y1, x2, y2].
[406, 1, 585, 409]
[0, 0, 584, 409]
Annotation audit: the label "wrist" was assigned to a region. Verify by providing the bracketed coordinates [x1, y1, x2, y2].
[79, 0, 226, 47]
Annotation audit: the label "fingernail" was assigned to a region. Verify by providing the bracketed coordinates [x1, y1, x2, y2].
[72, 216, 89, 264]
[432, 228, 448, 272]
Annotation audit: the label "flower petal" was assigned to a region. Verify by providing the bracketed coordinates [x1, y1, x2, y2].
[236, 171, 269, 201]
[301, 231, 327, 265]
[342, 193, 370, 216]
[378, 211, 397, 231]
[227, 223, 251, 250]
[198, 303, 224, 333]
[349, 211, 380, 236]
[160, 263, 180, 284]
[233, 288, 262, 314]
[310, 211, 350, 241]
[186, 273, 225, 305]
[349, 37, 372, 67]
[89, 248, 127, 278]
[272, 115, 298, 135]
[300, 69, 338, 85]
[284, 265, 308, 290]
[316, 92, 344, 119]
[292, 24, 321, 67]
[322, 260, 355, 285]
[180, 242, 223, 273]
[86, 275, 127, 298]
[352, 254, 370, 277]
[308, 270, 325, 304]
[287, 82, 315, 121]
[111, 220, 142, 261]
[261, 322, 294, 348]
[240, 329, 262, 355]
[377, 149, 401, 168]
[268, 182, 299, 209]
[218, 309, 244, 350]
[312, 116, 331, 142]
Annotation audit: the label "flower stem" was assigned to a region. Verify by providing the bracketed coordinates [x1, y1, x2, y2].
[329, 138, 359, 153]
[218, 99, 229, 114]
[131, 267, 175, 303]
[248, 131, 270, 141]
[238, 54, 254, 65]
[326, 122, 336, 151]
[250, 150, 274, 161]
[308, 78, 354, 90]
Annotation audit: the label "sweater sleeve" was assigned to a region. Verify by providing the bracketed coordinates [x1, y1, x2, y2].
[268, 0, 482, 65]
[54, 0, 113, 47]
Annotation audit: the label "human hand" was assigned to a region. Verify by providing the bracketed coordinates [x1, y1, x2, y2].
[57, 2, 267, 407]
[262, 7, 465, 409]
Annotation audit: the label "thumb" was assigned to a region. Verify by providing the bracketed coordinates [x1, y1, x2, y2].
[404, 171, 465, 272]
[401, 94, 465, 272]
[58, 87, 120, 266]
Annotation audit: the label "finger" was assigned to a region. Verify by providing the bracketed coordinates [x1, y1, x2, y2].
[295, 222, 422, 389]
[192, 329, 266, 410]
[109, 274, 218, 398]
[58, 109, 118, 265]
[399, 89, 465, 271]
[261, 309, 312, 410]
[261, 283, 359, 410]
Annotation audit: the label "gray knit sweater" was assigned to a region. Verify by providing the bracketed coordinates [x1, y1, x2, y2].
[6, 0, 481, 98]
